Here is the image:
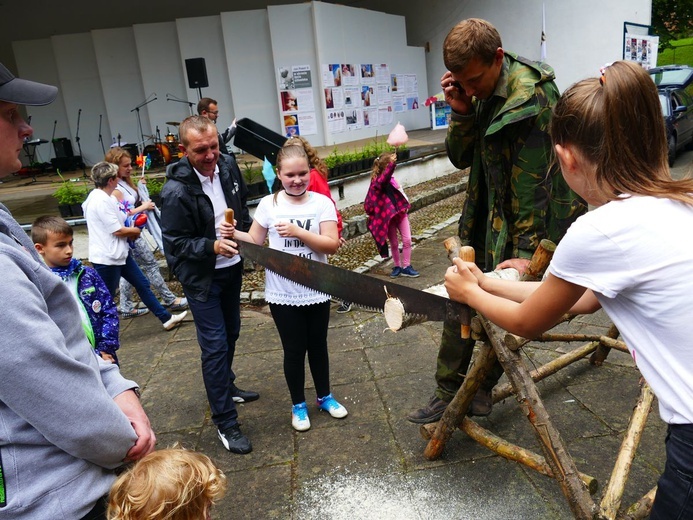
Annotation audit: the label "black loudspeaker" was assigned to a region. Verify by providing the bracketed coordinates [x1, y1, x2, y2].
[185, 58, 208, 89]
[53, 138, 73, 158]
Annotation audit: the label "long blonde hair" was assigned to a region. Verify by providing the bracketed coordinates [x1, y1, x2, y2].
[105, 147, 136, 190]
[550, 60, 693, 205]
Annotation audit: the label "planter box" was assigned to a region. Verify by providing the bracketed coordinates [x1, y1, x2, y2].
[396, 149, 411, 161]
[70, 204, 84, 217]
[58, 204, 72, 218]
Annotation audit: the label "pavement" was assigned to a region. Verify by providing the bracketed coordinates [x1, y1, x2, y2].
[117, 215, 666, 520]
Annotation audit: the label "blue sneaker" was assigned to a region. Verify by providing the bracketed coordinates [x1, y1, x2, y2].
[291, 402, 311, 431]
[317, 393, 348, 419]
[400, 266, 420, 278]
[390, 266, 402, 278]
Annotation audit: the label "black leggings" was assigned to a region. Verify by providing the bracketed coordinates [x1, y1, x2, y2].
[269, 301, 331, 405]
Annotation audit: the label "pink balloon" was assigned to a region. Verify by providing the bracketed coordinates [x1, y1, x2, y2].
[387, 122, 409, 147]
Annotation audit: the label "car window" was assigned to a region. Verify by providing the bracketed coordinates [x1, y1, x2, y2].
[659, 93, 670, 116]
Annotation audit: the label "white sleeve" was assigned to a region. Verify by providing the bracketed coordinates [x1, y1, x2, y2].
[316, 194, 337, 223]
[252, 195, 273, 229]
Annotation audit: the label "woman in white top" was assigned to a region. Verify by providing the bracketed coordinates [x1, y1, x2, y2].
[83, 162, 186, 331]
[234, 144, 347, 432]
[105, 147, 187, 318]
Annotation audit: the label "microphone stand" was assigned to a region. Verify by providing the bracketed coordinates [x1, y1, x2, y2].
[166, 93, 195, 116]
[130, 94, 157, 149]
[75, 108, 86, 175]
[98, 114, 105, 155]
[49, 120, 57, 161]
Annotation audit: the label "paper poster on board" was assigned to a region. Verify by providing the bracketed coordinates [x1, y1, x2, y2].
[292, 65, 312, 88]
[375, 64, 390, 84]
[377, 84, 391, 105]
[322, 64, 342, 87]
[624, 34, 659, 69]
[361, 85, 376, 107]
[360, 64, 375, 85]
[341, 64, 358, 86]
[364, 107, 378, 127]
[343, 86, 361, 108]
[378, 106, 394, 125]
[326, 109, 346, 133]
[280, 90, 298, 113]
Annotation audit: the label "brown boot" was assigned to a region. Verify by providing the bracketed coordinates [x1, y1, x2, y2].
[469, 388, 492, 417]
[406, 395, 449, 424]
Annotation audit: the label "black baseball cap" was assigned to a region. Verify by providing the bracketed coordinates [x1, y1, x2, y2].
[0, 63, 58, 106]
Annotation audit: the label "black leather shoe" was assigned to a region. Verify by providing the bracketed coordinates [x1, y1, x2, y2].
[406, 395, 449, 424]
[231, 385, 260, 403]
[469, 388, 493, 417]
[218, 425, 252, 454]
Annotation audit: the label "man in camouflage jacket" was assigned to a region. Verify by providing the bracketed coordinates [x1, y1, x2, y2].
[408, 18, 586, 424]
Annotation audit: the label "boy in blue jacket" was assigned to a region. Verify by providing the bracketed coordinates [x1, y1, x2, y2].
[32, 216, 121, 364]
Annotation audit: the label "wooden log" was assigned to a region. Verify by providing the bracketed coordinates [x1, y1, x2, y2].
[477, 314, 598, 519]
[423, 341, 497, 460]
[520, 239, 556, 282]
[443, 236, 462, 264]
[599, 336, 628, 353]
[621, 486, 657, 520]
[590, 324, 620, 366]
[421, 417, 598, 494]
[599, 383, 655, 519]
[462, 417, 598, 494]
[493, 340, 600, 403]
[471, 316, 484, 336]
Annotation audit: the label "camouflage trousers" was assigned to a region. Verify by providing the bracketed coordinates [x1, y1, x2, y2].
[434, 317, 504, 402]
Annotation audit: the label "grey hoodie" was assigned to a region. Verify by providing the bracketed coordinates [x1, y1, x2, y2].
[0, 204, 138, 519]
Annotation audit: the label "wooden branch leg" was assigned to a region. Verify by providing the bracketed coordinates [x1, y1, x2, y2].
[621, 486, 657, 520]
[423, 341, 496, 460]
[461, 417, 599, 494]
[590, 324, 620, 366]
[599, 383, 655, 520]
[478, 314, 597, 520]
[493, 340, 600, 403]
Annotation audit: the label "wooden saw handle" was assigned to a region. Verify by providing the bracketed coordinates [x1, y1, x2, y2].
[224, 208, 235, 237]
[458, 246, 475, 339]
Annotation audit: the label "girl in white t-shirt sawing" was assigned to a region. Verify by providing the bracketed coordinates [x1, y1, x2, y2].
[234, 144, 348, 433]
[444, 61, 693, 519]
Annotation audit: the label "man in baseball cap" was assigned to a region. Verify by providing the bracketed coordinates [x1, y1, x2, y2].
[0, 63, 156, 520]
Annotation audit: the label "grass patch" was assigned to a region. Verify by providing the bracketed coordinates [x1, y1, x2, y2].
[658, 37, 693, 66]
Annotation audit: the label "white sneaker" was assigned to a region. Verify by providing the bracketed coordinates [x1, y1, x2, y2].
[317, 394, 348, 419]
[291, 402, 311, 431]
[163, 311, 187, 330]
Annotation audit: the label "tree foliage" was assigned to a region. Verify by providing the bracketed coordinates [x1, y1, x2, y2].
[652, 0, 693, 50]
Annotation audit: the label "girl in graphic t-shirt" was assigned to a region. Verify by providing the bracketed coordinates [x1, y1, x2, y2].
[444, 61, 693, 519]
[234, 145, 348, 432]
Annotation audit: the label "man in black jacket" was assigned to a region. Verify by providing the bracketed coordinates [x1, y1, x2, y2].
[161, 115, 258, 454]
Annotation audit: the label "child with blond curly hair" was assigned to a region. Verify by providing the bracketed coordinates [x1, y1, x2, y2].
[107, 447, 227, 520]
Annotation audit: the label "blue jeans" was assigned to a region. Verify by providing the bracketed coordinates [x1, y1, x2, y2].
[184, 263, 243, 431]
[93, 255, 171, 323]
[651, 423, 693, 520]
